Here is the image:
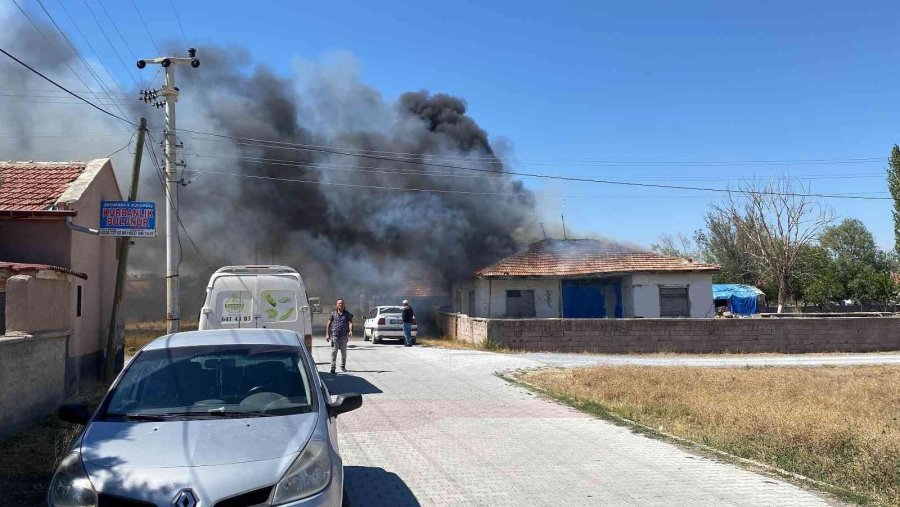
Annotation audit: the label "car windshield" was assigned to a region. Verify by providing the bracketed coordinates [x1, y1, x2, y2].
[102, 345, 314, 420]
[380, 307, 404, 314]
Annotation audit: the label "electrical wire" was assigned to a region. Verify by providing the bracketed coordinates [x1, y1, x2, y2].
[1, 48, 893, 202]
[131, 0, 161, 54]
[180, 130, 886, 167]
[169, 0, 189, 48]
[31, 0, 134, 129]
[96, 0, 142, 87]
[177, 128, 895, 201]
[181, 148, 888, 183]
[81, 0, 140, 87]
[145, 130, 212, 268]
[0, 47, 136, 127]
[105, 130, 137, 157]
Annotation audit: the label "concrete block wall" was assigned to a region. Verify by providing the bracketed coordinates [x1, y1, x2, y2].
[439, 312, 489, 345]
[440, 313, 900, 353]
[0, 333, 68, 441]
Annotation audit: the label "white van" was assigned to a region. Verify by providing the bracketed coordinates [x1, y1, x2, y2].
[198, 265, 313, 350]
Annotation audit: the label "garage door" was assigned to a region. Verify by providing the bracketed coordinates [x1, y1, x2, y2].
[562, 279, 605, 318]
[659, 287, 689, 317]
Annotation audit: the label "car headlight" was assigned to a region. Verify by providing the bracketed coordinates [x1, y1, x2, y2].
[48, 452, 97, 507]
[272, 440, 332, 504]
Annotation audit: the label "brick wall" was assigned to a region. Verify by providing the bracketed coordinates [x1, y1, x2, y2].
[439, 313, 900, 353]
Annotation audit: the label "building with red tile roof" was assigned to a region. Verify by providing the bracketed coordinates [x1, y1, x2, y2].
[453, 239, 720, 319]
[0, 159, 122, 393]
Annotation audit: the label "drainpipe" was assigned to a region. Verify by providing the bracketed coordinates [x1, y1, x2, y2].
[66, 216, 99, 235]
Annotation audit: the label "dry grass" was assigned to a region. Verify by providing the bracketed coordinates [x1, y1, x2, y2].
[418, 336, 518, 353]
[0, 382, 109, 506]
[125, 319, 198, 355]
[520, 366, 900, 506]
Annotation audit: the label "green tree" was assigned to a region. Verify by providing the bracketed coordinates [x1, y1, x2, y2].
[790, 245, 841, 307]
[819, 218, 893, 303]
[650, 232, 700, 258]
[695, 214, 761, 285]
[888, 145, 900, 253]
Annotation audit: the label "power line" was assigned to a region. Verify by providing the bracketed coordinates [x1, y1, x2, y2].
[180, 130, 887, 167]
[181, 148, 890, 183]
[32, 0, 134, 128]
[105, 130, 137, 157]
[145, 130, 212, 268]
[169, 0, 189, 47]
[177, 127, 895, 201]
[131, 0, 161, 54]
[1, 49, 893, 202]
[0, 47, 136, 126]
[81, 0, 140, 87]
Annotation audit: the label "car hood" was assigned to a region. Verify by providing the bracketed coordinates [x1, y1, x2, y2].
[83, 452, 300, 505]
[81, 412, 317, 468]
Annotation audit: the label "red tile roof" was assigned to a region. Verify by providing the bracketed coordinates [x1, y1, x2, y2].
[0, 261, 88, 279]
[0, 162, 86, 211]
[476, 239, 719, 277]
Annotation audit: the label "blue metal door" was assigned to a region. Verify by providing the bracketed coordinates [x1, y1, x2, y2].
[562, 281, 605, 318]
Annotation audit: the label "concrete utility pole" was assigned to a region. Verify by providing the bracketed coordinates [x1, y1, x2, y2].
[137, 49, 200, 334]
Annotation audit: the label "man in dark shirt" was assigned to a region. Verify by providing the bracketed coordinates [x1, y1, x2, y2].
[401, 300, 415, 347]
[325, 299, 353, 373]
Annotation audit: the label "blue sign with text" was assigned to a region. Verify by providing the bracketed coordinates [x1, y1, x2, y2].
[99, 201, 156, 237]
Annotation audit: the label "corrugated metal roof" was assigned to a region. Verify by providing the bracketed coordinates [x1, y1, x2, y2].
[0, 162, 86, 211]
[476, 239, 719, 277]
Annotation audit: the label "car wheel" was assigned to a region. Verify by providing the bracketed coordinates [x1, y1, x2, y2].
[363, 329, 370, 341]
[372, 334, 380, 344]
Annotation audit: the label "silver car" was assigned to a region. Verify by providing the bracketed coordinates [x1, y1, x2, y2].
[48, 329, 361, 506]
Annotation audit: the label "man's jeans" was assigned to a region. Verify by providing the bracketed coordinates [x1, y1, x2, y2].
[330, 335, 348, 369]
[402, 323, 413, 346]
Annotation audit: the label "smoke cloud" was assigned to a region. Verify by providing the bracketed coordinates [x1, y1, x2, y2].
[0, 15, 540, 308]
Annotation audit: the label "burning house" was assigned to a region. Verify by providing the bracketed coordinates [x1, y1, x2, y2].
[452, 239, 720, 319]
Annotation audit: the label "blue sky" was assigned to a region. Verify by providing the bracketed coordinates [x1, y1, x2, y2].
[15, 0, 900, 248]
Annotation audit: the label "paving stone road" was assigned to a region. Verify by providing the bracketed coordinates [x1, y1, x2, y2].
[313, 337, 838, 507]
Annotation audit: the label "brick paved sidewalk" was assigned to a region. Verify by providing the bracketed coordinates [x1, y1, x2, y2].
[314, 338, 838, 507]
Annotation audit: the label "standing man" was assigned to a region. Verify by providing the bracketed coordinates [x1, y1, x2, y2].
[325, 299, 353, 373]
[401, 299, 415, 347]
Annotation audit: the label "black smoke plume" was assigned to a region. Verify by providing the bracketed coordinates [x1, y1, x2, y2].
[0, 15, 539, 311]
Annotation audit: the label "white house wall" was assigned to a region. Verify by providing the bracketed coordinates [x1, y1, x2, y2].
[630, 272, 715, 318]
[486, 278, 560, 318]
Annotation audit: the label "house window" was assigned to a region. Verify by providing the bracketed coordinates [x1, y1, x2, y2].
[506, 289, 535, 318]
[76, 285, 83, 317]
[659, 287, 689, 317]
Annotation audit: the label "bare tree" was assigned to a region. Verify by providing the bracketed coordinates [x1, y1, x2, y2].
[651, 232, 699, 258]
[711, 177, 833, 312]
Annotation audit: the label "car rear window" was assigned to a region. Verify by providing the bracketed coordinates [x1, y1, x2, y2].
[380, 307, 404, 314]
[102, 345, 314, 419]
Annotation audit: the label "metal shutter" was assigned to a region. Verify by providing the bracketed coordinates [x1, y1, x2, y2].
[659, 287, 689, 317]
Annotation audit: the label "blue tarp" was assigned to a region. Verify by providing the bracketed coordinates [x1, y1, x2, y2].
[713, 284, 764, 316]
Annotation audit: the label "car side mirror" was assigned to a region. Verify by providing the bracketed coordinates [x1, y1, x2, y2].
[327, 393, 362, 418]
[201, 307, 212, 315]
[58, 403, 91, 425]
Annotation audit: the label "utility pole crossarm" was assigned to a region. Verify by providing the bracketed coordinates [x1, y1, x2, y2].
[136, 48, 200, 334]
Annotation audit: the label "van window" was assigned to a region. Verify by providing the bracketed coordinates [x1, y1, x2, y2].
[261, 290, 298, 323]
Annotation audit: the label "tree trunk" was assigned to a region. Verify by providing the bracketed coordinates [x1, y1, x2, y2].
[777, 279, 787, 313]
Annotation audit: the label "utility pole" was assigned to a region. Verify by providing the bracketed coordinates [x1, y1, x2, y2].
[103, 118, 147, 382]
[137, 48, 200, 334]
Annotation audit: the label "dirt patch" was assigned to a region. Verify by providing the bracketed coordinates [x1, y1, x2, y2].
[0, 382, 109, 506]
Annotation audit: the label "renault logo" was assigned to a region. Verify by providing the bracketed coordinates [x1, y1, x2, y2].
[172, 489, 198, 507]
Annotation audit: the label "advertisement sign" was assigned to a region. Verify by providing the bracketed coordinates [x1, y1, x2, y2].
[218, 291, 253, 324]
[99, 201, 156, 237]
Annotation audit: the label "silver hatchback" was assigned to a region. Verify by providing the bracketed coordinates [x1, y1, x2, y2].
[48, 329, 361, 506]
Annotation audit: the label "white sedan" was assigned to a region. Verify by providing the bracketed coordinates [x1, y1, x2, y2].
[363, 305, 417, 344]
